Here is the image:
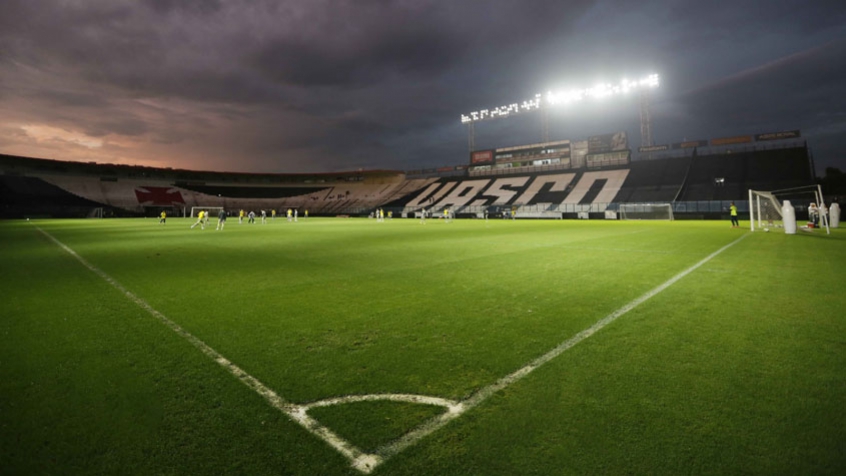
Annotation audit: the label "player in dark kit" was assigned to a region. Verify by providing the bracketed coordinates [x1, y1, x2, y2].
[216, 209, 227, 230]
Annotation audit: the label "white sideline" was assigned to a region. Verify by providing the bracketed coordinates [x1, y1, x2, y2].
[370, 232, 750, 461]
[35, 227, 382, 473]
[37, 225, 748, 473]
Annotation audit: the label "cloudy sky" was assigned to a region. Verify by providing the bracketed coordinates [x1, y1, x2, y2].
[1, 0, 845, 174]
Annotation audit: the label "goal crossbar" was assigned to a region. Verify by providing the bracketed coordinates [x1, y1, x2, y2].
[749, 185, 830, 234]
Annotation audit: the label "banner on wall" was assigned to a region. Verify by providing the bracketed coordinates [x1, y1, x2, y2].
[710, 135, 753, 146]
[672, 140, 708, 149]
[754, 130, 801, 141]
[470, 149, 495, 165]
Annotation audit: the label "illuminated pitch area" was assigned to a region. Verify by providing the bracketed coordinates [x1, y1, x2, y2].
[1, 218, 844, 475]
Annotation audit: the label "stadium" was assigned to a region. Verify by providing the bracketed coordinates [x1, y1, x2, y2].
[2, 3, 846, 475]
[0, 131, 823, 222]
[2, 119, 844, 475]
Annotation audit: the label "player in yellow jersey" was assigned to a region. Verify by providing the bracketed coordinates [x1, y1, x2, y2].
[730, 202, 739, 228]
[287, 208, 292, 222]
[239, 209, 245, 224]
[271, 209, 276, 221]
[191, 210, 205, 229]
[159, 210, 166, 225]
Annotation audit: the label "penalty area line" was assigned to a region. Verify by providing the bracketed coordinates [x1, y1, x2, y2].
[34, 226, 381, 473]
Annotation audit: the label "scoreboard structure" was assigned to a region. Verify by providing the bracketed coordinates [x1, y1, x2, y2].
[469, 132, 630, 174]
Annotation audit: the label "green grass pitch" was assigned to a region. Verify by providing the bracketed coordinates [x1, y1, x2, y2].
[1, 217, 844, 475]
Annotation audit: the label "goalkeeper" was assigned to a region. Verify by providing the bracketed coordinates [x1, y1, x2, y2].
[730, 202, 739, 228]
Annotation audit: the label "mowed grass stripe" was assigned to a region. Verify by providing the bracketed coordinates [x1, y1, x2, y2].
[0, 221, 352, 475]
[4, 219, 843, 475]
[383, 228, 846, 475]
[26, 219, 743, 404]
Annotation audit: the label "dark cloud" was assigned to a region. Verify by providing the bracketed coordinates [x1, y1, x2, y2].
[141, 0, 223, 16]
[0, 0, 845, 174]
[36, 90, 111, 109]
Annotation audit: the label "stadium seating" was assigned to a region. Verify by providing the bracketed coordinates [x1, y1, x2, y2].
[0, 145, 815, 218]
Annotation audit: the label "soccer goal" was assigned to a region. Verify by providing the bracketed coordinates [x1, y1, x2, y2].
[749, 185, 830, 234]
[618, 203, 674, 220]
[748, 190, 785, 231]
[190, 206, 224, 218]
[87, 207, 103, 219]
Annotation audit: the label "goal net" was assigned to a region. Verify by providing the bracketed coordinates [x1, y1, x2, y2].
[748, 190, 784, 231]
[749, 185, 830, 234]
[618, 203, 674, 221]
[190, 206, 224, 218]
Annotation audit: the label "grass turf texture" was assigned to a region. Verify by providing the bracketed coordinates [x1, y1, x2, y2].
[0, 217, 844, 475]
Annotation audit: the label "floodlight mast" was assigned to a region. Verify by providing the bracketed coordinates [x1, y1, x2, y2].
[462, 74, 660, 152]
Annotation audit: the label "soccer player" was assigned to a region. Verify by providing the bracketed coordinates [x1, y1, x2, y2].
[159, 210, 166, 225]
[287, 208, 292, 222]
[216, 209, 227, 230]
[239, 209, 245, 224]
[203, 210, 210, 227]
[191, 210, 205, 229]
[730, 202, 739, 228]
[304, 209, 308, 219]
[248, 210, 256, 224]
[420, 207, 426, 224]
[444, 208, 449, 222]
[271, 209, 276, 221]
[261, 209, 267, 224]
[294, 209, 298, 222]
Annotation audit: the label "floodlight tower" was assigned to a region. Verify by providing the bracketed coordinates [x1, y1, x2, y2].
[461, 74, 660, 153]
[541, 106, 550, 143]
[639, 88, 653, 148]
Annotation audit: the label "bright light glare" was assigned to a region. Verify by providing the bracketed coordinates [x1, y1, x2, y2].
[462, 73, 660, 123]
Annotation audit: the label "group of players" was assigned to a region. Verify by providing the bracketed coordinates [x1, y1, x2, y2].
[186, 209, 228, 230]
[157, 208, 308, 230]
[235, 208, 304, 224]
[418, 207, 454, 224]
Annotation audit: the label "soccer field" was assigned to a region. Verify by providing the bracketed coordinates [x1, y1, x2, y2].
[1, 217, 844, 475]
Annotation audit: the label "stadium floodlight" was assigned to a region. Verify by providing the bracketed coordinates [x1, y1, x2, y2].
[462, 73, 660, 123]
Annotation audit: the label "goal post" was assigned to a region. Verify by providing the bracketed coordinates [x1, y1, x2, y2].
[190, 206, 225, 218]
[618, 202, 674, 221]
[749, 185, 830, 234]
[748, 190, 784, 231]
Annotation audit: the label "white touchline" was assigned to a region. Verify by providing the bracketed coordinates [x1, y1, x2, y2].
[35, 227, 382, 473]
[37, 225, 747, 474]
[370, 232, 750, 461]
